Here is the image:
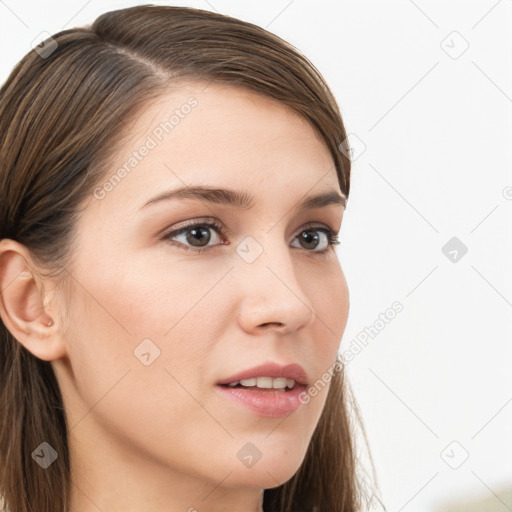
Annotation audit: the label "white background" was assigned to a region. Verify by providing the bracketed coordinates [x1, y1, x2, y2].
[1, 1, 511, 511]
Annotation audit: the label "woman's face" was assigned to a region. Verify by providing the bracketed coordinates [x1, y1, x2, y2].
[52, 81, 349, 502]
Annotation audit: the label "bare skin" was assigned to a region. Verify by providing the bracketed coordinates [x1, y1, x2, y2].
[0, 81, 349, 512]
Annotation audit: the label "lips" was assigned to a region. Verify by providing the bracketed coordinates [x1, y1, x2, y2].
[216, 362, 309, 387]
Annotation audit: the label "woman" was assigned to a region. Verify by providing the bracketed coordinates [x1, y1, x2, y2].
[0, 5, 384, 512]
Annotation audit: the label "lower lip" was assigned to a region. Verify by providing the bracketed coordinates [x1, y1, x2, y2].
[215, 384, 307, 418]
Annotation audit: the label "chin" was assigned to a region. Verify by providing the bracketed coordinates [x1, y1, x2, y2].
[222, 454, 304, 489]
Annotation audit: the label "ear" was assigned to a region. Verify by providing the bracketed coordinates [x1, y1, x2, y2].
[0, 238, 67, 361]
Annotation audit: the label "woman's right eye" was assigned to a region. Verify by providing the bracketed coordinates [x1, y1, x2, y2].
[161, 219, 228, 253]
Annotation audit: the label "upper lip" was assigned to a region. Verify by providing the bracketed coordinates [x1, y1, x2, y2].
[217, 362, 309, 386]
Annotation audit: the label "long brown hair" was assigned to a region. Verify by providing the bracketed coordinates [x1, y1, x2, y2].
[0, 5, 384, 511]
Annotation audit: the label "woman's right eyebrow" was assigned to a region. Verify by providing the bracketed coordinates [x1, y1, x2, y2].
[139, 185, 346, 212]
[139, 185, 254, 211]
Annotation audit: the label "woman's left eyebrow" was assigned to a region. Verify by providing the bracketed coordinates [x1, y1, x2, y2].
[139, 185, 346, 212]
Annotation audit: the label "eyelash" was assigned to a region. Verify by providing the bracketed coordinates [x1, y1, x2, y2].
[161, 218, 340, 255]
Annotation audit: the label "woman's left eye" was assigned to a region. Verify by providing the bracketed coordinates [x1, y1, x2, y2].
[161, 218, 340, 254]
[290, 227, 340, 253]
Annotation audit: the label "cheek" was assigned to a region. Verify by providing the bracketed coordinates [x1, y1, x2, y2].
[102, 253, 222, 339]
[63, 253, 223, 417]
[300, 263, 348, 410]
[309, 262, 349, 351]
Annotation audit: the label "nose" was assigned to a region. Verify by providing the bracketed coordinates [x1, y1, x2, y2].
[234, 237, 316, 336]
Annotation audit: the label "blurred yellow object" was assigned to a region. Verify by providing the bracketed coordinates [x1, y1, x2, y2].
[434, 484, 512, 512]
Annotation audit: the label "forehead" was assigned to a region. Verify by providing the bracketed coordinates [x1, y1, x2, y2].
[88, 81, 341, 215]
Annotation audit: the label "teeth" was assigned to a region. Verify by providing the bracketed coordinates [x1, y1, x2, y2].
[228, 377, 296, 389]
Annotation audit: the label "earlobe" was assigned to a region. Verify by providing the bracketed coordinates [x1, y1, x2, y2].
[0, 239, 65, 361]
